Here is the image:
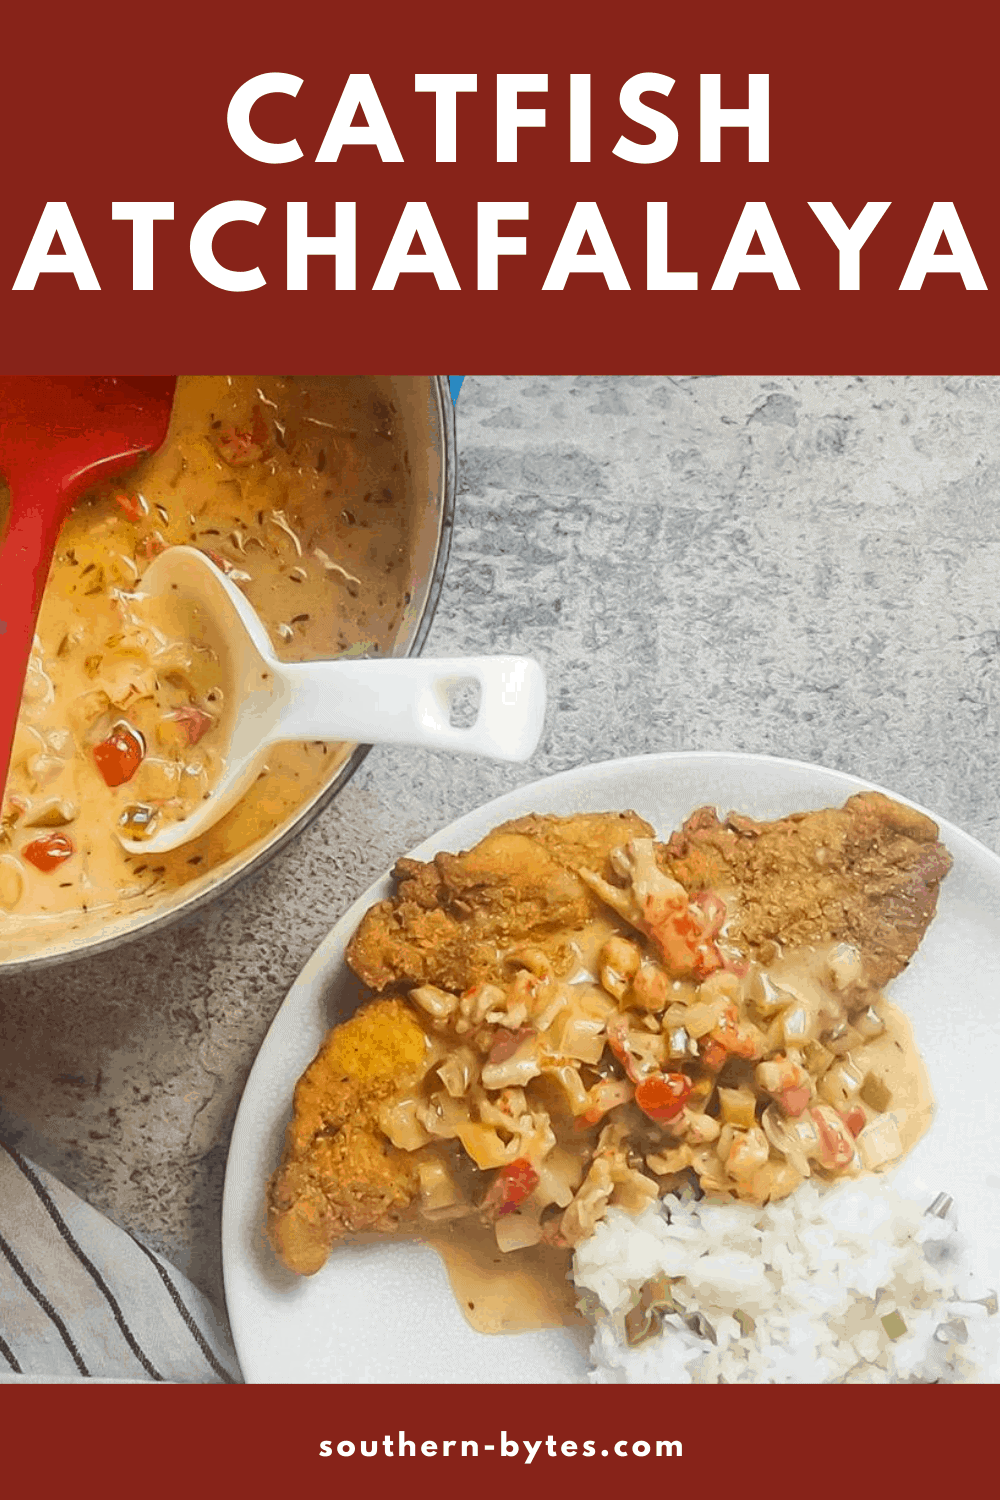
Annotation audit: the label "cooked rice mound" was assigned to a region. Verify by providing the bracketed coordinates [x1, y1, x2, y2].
[574, 1182, 998, 1383]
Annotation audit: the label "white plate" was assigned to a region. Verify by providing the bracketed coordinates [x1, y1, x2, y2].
[222, 752, 1000, 1383]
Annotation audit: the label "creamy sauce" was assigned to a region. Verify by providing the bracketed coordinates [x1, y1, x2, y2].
[859, 999, 935, 1156]
[0, 376, 418, 952]
[426, 1014, 935, 1339]
[424, 1221, 582, 1335]
[759, 945, 935, 1157]
[422, 935, 935, 1336]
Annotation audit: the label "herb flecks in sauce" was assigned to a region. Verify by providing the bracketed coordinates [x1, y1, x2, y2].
[1, 377, 416, 947]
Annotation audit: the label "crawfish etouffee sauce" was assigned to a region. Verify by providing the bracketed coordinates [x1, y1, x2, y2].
[406, 942, 931, 1337]
[0, 376, 420, 953]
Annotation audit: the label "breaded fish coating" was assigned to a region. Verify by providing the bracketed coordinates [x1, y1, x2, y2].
[658, 791, 952, 988]
[347, 810, 656, 994]
[267, 998, 429, 1274]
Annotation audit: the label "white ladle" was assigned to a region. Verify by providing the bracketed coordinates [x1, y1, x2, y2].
[118, 546, 546, 855]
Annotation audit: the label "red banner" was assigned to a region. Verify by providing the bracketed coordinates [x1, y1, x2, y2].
[0, 0, 995, 372]
[4, 1382, 996, 1494]
[2, 2, 996, 1483]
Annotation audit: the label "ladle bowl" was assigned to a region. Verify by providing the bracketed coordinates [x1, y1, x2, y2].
[120, 546, 547, 855]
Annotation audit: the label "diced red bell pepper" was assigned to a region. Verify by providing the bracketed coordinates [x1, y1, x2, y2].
[634, 1073, 692, 1123]
[22, 832, 74, 872]
[575, 1078, 633, 1129]
[168, 705, 214, 746]
[710, 1002, 762, 1060]
[495, 1157, 539, 1215]
[690, 890, 727, 938]
[650, 906, 724, 980]
[214, 429, 256, 465]
[780, 1084, 812, 1117]
[213, 406, 271, 467]
[841, 1105, 867, 1138]
[607, 1018, 647, 1083]
[93, 723, 145, 787]
[114, 492, 145, 522]
[700, 1037, 728, 1072]
[812, 1107, 856, 1168]
[487, 1026, 535, 1065]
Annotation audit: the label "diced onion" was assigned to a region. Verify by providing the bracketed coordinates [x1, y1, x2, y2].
[682, 996, 730, 1039]
[817, 1059, 864, 1108]
[457, 1122, 520, 1169]
[533, 1147, 584, 1209]
[481, 1042, 542, 1090]
[378, 1096, 432, 1151]
[824, 1021, 863, 1055]
[540, 1062, 589, 1113]
[557, 1010, 608, 1065]
[782, 1005, 811, 1043]
[437, 1047, 478, 1098]
[494, 1209, 543, 1252]
[411, 984, 458, 1020]
[748, 970, 797, 1017]
[855, 1005, 886, 1039]
[827, 942, 863, 990]
[417, 1157, 462, 1212]
[857, 1111, 905, 1170]
[667, 1026, 693, 1059]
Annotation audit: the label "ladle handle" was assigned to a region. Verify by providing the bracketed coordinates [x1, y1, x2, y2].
[0, 479, 65, 794]
[275, 656, 547, 763]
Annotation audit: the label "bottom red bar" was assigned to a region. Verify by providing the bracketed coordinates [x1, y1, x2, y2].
[3, 1382, 994, 1494]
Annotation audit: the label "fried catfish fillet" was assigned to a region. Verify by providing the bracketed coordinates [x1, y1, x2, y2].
[267, 998, 429, 1274]
[657, 791, 952, 988]
[346, 810, 655, 994]
[272, 797, 951, 1276]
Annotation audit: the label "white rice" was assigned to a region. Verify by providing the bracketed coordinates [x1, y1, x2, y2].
[573, 1182, 998, 1383]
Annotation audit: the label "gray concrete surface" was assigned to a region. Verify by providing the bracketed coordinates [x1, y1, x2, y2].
[3, 373, 1000, 1317]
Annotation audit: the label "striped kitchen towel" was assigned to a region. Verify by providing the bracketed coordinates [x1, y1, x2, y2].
[0, 1141, 240, 1382]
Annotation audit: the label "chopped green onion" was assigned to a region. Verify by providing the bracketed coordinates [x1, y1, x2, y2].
[881, 1311, 907, 1340]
